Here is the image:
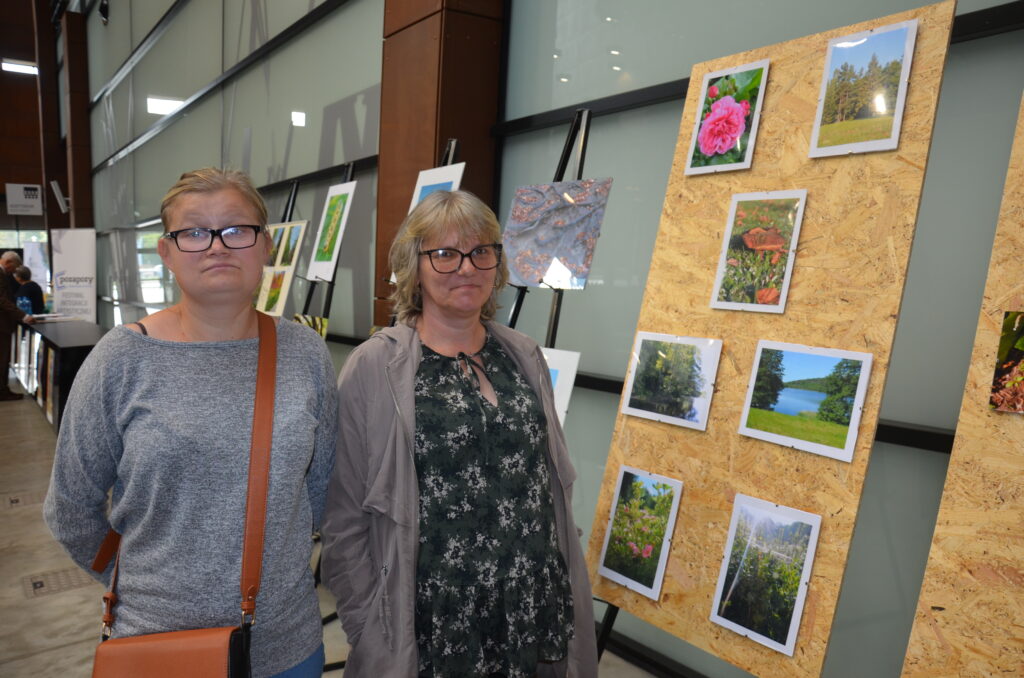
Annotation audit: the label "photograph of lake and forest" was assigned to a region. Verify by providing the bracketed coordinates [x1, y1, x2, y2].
[810, 20, 917, 157]
[710, 494, 821, 655]
[710, 190, 806, 313]
[740, 341, 872, 462]
[622, 332, 723, 431]
[597, 466, 683, 600]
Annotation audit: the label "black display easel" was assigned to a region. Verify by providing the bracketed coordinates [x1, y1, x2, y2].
[299, 162, 355, 322]
[506, 108, 591, 350]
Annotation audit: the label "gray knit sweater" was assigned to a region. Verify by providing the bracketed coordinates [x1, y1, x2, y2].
[43, 320, 338, 677]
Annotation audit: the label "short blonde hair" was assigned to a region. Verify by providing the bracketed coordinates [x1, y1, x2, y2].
[160, 167, 268, 231]
[389, 190, 508, 325]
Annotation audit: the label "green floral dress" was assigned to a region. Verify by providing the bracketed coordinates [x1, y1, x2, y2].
[413, 334, 574, 678]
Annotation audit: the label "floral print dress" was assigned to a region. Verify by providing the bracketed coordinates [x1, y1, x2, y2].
[413, 335, 574, 678]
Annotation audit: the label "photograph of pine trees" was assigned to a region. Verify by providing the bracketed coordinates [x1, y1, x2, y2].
[810, 20, 917, 157]
[597, 466, 683, 600]
[739, 341, 872, 462]
[710, 494, 821, 656]
[622, 332, 723, 431]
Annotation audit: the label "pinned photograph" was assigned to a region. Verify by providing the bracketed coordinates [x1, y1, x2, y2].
[502, 178, 613, 290]
[622, 332, 723, 432]
[540, 347, 581, 425]
[308, 181, 356, 282]
[710, 494, 821, 656]
[739, 341, 872, 462]
[990, 311, 1024, 413]
[266, 226, 285, 266]
[263, 270, 287, 314]
[809, 19, 918, 157]
[710, 190, 807, 313]
[408, 163, 466, 214]
[278, 223, 304, 268]
[685, 59, 770, 175]
[597, 466, 683, 601]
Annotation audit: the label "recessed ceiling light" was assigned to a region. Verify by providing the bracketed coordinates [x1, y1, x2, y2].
[291, 111, 306, 127]
[146, 96, 184, 115]
[610, 50, 620, 56]
[605, 17, 613, 22]
[612, 66, 622, 72]
[559, 76, 570, 83]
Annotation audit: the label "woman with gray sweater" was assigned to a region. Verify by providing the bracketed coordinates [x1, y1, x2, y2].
[44, 168, 337, 678]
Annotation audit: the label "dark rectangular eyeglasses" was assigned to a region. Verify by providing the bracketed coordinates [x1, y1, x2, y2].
[162, 225, 262, 252]
[419, 243, 503, 273]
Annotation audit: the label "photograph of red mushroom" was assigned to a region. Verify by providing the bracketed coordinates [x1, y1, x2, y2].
[685, 59, 769, 175]
[990, 311, 1024, 413]
[710, 190, 807, 313]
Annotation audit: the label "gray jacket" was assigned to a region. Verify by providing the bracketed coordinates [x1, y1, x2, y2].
[321, 321, 598, 677]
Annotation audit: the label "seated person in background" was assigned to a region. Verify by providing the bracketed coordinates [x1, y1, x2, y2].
[14, 266, 46, 315]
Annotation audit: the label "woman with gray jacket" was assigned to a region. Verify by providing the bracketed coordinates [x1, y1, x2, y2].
[320, 190, 598, 677]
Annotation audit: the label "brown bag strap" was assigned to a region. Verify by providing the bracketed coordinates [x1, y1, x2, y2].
[93, 312, 277, 631]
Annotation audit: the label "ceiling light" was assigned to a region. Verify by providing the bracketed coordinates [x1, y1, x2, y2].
[612, 66, 622, 71]
[2, 58, 38, 75]
[610, 50, 620, 56]
[146, 96, 184, 115]
[291, 111, 306, 127]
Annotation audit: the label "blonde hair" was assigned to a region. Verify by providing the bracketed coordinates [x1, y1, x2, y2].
[389, 190, 508, 325]
[160, 167, 268, 231]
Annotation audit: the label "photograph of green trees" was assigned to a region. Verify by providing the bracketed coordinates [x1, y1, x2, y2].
[598, 466, 683, 600]
[622, 333, 723, 431]
[740, 341, 872, 462]
[990, 311, 1024, 413]
[810, 20, 917, 156]
[711, 494, 821, 656]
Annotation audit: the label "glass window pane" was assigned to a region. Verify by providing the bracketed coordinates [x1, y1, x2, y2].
[130, 0, 178, 49]
[222, 0, 331, 70]
[93, 159, 136, 230]
[90, 75, 134, 165]
[87, 3, 132, 97]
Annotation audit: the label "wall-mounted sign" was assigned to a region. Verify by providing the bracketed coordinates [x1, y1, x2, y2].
[5, 183, 43, 216]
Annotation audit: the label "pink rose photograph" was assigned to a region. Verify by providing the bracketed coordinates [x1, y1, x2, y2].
[685, 59, 770, 175]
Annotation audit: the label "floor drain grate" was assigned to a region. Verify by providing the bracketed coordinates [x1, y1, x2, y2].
[22, 568, 97, 599]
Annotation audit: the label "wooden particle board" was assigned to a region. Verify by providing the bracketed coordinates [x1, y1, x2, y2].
[584, 3, 955, 677]
[900, 94, 1024, 678]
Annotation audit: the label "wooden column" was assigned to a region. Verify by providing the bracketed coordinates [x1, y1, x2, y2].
[61, 11, 93, 229]
[31, 0, 69, 230]
[374, 0, 504, 326]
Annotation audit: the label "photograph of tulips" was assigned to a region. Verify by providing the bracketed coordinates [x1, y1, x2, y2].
[685, 59, 769, 175]
[621, 332, 723, 431]
[739, 341, 872, 462]
[990, 311, 1024, 413]
[710, 494, 821, 656]
[710, 190, 807, 313]
[597, 466, 683, 600]
[810, 20, 917, 157]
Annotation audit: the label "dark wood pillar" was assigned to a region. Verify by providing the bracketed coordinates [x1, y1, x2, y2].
[374, 0, 504, 326]
[61, 11, 93, 229]
[31, 0, 70, 230]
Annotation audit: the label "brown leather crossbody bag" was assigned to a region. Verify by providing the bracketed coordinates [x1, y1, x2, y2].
[90, 312, 277, 678]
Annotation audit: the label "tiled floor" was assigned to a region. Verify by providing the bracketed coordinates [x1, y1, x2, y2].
[1, 374, 654, 677]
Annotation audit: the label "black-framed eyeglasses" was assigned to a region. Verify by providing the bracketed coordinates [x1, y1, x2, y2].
[418, 243, 503, 274]
[161, 225, 263, 252]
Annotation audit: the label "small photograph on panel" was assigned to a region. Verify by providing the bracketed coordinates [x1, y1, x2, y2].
[739, 340, 872, 463]
[266, 226, 285, 266]
[685, 59, 770, 175]
[408, 163, 466, 214]
[263, 269, 288, 315]
[809, 19, 918, 157]
[621, 331, 723, 431]
[502, 178, 613, 290]
[278, 223, 304, 268]
[308, 181, 357, 282]
[990, 311, 1024, 413]
[710, 493, 821, 656]
[597, 466, 683, 601]
[710, 190, 807, 313]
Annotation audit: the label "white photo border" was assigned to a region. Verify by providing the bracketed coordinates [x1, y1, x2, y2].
[621, 331, 724, 432]
[408, 162, 466, 214]
[808, 19, 918, 158]
[738, 340, 873, 462]
[540, 347, 581, 426]
[597, 465, 684, 601]
[306, 181, 357, 283]
[710, 493, 822, 656]
[709, 189, 808, 314]
[684, 58, 770, 175]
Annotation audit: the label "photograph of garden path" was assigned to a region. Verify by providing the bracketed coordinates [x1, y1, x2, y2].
[711, 494, 821, 656]
[990, 311, 1024, 413]
[710, 190, 806, 313]
[811, 20, 917, 156]
[622, 332, 722, 431]
[686, 59, 769, 175]
[739, 341, 872, 462]
[598, 466, 683, 600]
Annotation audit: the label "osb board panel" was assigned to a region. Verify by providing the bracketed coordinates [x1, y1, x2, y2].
[584, 3, 955, 677]
[900, 94, 1024, 678]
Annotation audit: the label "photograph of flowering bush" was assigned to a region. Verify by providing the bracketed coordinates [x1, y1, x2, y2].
[685, 59, 769, 175]
[810, 20, 917, 157]
[711, 190, 807, 313]
[990, 311, 1024, 413]
[710, 494, 821, 656]
[598, 466, 682, 600]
